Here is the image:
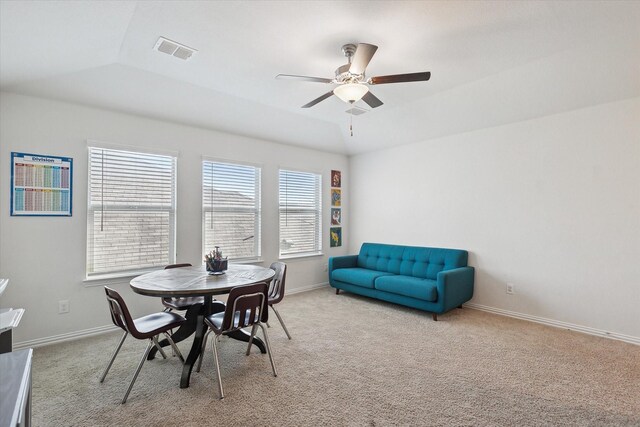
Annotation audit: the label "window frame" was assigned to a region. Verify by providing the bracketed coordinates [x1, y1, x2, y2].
[278, 168, 323, 259]
[85, 143, 177, 279]
[201, 158, 262, 263]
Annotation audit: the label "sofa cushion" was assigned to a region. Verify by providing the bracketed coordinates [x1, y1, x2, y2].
[374, 275, 438, 302]
[332, 268, 395, 289]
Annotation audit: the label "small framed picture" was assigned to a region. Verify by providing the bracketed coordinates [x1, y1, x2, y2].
[331, 208, 341, 225]
[330, 227, 342, 247]
[331, 189, 341, 207]
[331, 170, 341, 188]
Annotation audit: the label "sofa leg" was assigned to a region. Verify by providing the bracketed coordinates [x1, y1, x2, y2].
[458, 305, 463, 309]
[336, 289, 340, 295]
[432, 313, 438, 321]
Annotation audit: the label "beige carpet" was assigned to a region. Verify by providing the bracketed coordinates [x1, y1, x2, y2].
[31, 287, 639, 426]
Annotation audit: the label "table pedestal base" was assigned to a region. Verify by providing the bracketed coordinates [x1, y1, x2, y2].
[149, 298, 266, 388]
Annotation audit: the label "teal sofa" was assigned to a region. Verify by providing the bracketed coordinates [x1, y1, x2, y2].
[329, 243, 474, 320]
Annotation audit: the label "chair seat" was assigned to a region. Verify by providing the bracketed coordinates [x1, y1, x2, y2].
[162, 296, 205, 310]
[204, 311, 255, 334]
[132, 312, 186, 339]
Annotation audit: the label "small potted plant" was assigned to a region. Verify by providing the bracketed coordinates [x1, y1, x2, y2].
[205, 246, 228, 275]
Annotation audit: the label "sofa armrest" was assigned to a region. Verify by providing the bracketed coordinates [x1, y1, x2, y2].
[436, 267, 475, 312]
[328, 255, 358, 288]
[328, 255, 358, 272]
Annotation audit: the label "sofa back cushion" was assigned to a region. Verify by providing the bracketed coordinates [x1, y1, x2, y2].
[357, 243, 468, 280]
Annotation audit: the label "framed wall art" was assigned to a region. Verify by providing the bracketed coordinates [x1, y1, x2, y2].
[331, 208, 341, 225]
[331, 170, 341, 188]
[330, 170, 343, 247]
[330, 227, 342, 247]
[331, 188, 341, 207]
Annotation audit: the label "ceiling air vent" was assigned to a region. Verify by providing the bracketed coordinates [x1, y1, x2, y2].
[345, 106, 368, 115]
[154, 37, 197, 61]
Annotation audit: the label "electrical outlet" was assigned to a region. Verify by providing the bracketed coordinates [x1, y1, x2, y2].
[506, 283, 515, 295]
[58, 300, 70, 314]
[323, 263, 328, 272]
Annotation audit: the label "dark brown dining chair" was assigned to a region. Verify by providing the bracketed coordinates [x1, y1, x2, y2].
[161, 263, 205, 311]
[196, 282, 277, 399]
[100, 286, 186, 404]
[267, 262, 292, 339]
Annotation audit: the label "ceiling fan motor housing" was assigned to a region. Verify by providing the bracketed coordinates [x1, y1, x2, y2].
[335, 63, 358, 82]
[335, 43, 364, 83]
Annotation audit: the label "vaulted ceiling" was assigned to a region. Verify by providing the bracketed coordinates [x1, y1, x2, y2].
[1, 1, 639, 155]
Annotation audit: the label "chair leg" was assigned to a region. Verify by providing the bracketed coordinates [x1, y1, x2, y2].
[196, 330, 211, 373]
[246, 324, 258, 356]
[163, 332, 184, 363]
[122, 339, 154, 404]
[211, 335, 224, 399]
[270, 305, 292, 340]
[162, 308, 174, 351]
[257, 323, 278, 377]
[432, 313, 438, 321]
[100, 331, 128, 383]
[152, 336, 168, 359]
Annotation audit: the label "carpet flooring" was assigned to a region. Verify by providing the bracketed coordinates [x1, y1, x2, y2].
[31, 287, 639, 426]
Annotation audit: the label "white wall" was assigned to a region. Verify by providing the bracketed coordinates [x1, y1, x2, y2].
[0, 92, 348, 344]
[349, 97, 640, 339]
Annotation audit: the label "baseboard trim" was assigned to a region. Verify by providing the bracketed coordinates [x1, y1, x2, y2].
[24, 287, 634, 350]
[13, 283, 331, 350]
[465, 303, 640, 346]
[287, 281, 329, 295]
[13, 324, 119, 350]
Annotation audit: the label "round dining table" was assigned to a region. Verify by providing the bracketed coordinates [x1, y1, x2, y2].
[130, 264, 275, 388]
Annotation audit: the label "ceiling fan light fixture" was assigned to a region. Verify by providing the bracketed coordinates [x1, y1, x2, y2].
[334, 83, 369, 103]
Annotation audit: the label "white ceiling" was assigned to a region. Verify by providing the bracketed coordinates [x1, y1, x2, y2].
[1, 1, 639, 155]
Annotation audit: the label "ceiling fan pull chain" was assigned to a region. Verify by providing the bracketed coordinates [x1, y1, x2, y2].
[350, 106, 354, 137]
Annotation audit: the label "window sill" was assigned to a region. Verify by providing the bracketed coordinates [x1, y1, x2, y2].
[279, 252, 324, 261]
[83, 268, 160, 287]
[84, 261, 265, 287]
[229, 258, 264, 265]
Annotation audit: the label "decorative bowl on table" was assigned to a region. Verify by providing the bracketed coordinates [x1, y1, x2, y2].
[206, 258, 228, 275]
[205, 246, 228, 275]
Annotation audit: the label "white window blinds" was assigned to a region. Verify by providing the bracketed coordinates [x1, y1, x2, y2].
[87, 147, 176, 276]
[203, 161, 261, 260]
[279, 169, 322, 257]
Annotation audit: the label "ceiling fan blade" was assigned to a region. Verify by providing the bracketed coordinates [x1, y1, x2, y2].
[368, 72, 431, 85]
[349, 43, 378, 75]
[302, 91, 335, 108]
[361, 91, 383, 109]
[276, 74, 333, 83]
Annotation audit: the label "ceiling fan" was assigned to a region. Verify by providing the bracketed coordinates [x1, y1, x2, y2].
[276, 43, 431, 109]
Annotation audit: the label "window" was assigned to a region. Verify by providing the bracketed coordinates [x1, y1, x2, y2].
[87, 146, 176, 276]
[279, 169, 322, 257]
[203, 161, 261, 261]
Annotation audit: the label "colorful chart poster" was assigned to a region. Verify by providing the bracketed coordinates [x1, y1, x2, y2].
[11, 152, 73, 216]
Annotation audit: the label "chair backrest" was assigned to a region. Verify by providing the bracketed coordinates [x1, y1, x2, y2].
[221, 283, 269, 332]
[104, 287, 142, 339]
[268, 262, 287, 304]
[165, 263, 192, 269]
